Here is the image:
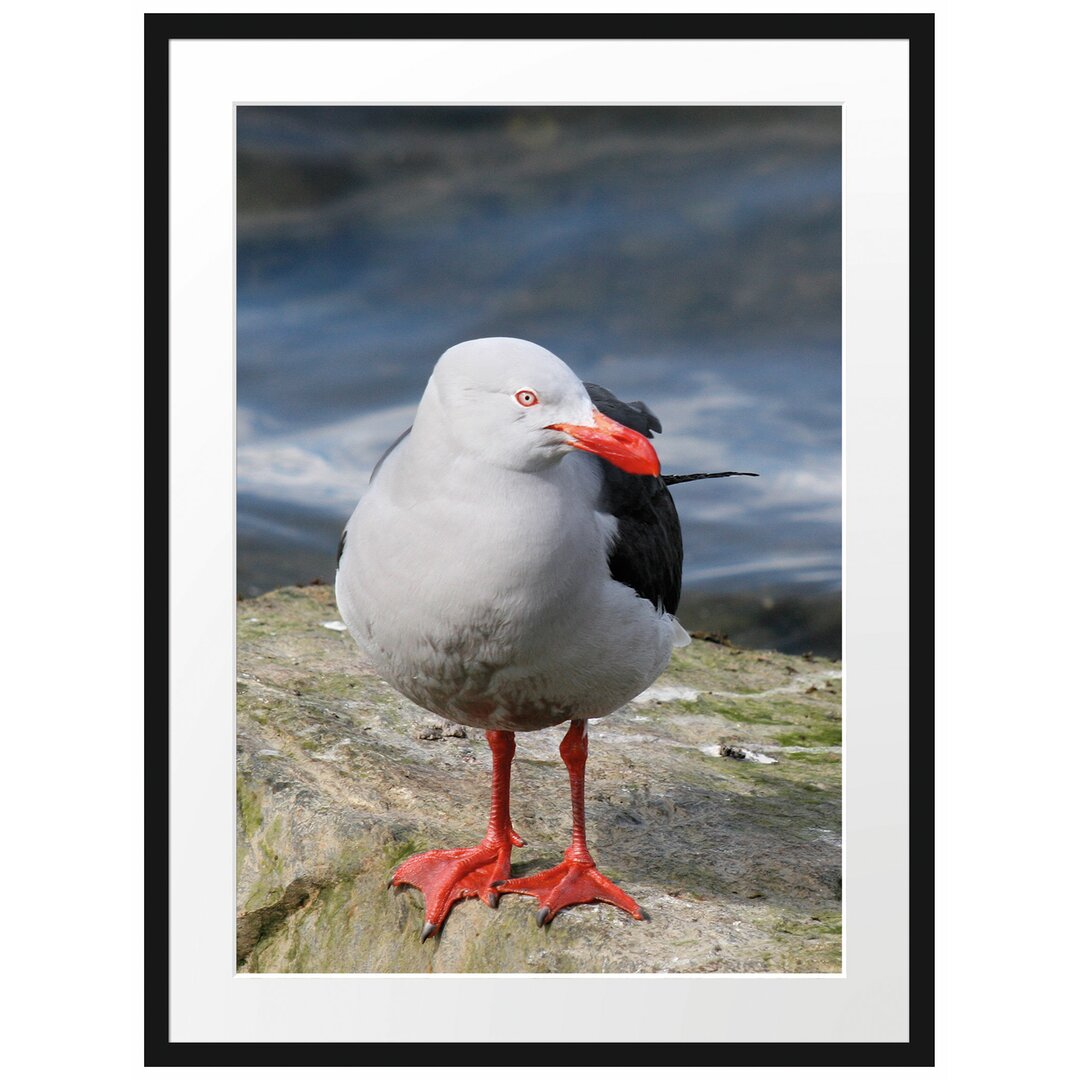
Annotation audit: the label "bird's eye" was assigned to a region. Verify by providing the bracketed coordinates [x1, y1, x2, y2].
[515, 389, 540, 407]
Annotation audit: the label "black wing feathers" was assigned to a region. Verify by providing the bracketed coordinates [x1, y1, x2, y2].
[585, 383, 683, 616]
[583, 382, 662, 436]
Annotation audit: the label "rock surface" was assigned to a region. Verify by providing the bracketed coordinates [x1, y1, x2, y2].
[237, 586, 842, 973]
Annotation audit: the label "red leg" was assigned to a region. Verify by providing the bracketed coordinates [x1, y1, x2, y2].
[391, 730, 524, 939]
[496, 720, 643, 925]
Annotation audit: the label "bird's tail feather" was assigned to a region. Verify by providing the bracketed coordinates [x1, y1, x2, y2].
[662, 471, 758, 486]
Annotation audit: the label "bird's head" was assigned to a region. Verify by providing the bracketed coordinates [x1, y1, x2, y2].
[421, 338, 659, 476]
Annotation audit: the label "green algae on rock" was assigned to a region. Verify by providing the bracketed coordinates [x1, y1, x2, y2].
[236, 585, 842, 973]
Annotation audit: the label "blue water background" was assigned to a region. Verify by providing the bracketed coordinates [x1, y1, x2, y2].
[237, 107, 842, 654]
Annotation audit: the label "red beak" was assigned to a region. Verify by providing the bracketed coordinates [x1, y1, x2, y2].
[547, 409, 660, 477]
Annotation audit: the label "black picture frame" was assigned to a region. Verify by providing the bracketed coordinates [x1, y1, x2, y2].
[146, 11, 934, 1067]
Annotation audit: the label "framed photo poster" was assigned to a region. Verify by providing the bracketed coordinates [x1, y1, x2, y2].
[148, 12, 933, 1066]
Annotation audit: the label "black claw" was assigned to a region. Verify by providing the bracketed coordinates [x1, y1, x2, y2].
[536, 906, 550, 927]
[491, 879, 507, 888]
[420, 921, 438, 942]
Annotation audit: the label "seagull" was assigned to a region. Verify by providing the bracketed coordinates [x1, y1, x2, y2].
[335, 337, 755, 939]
